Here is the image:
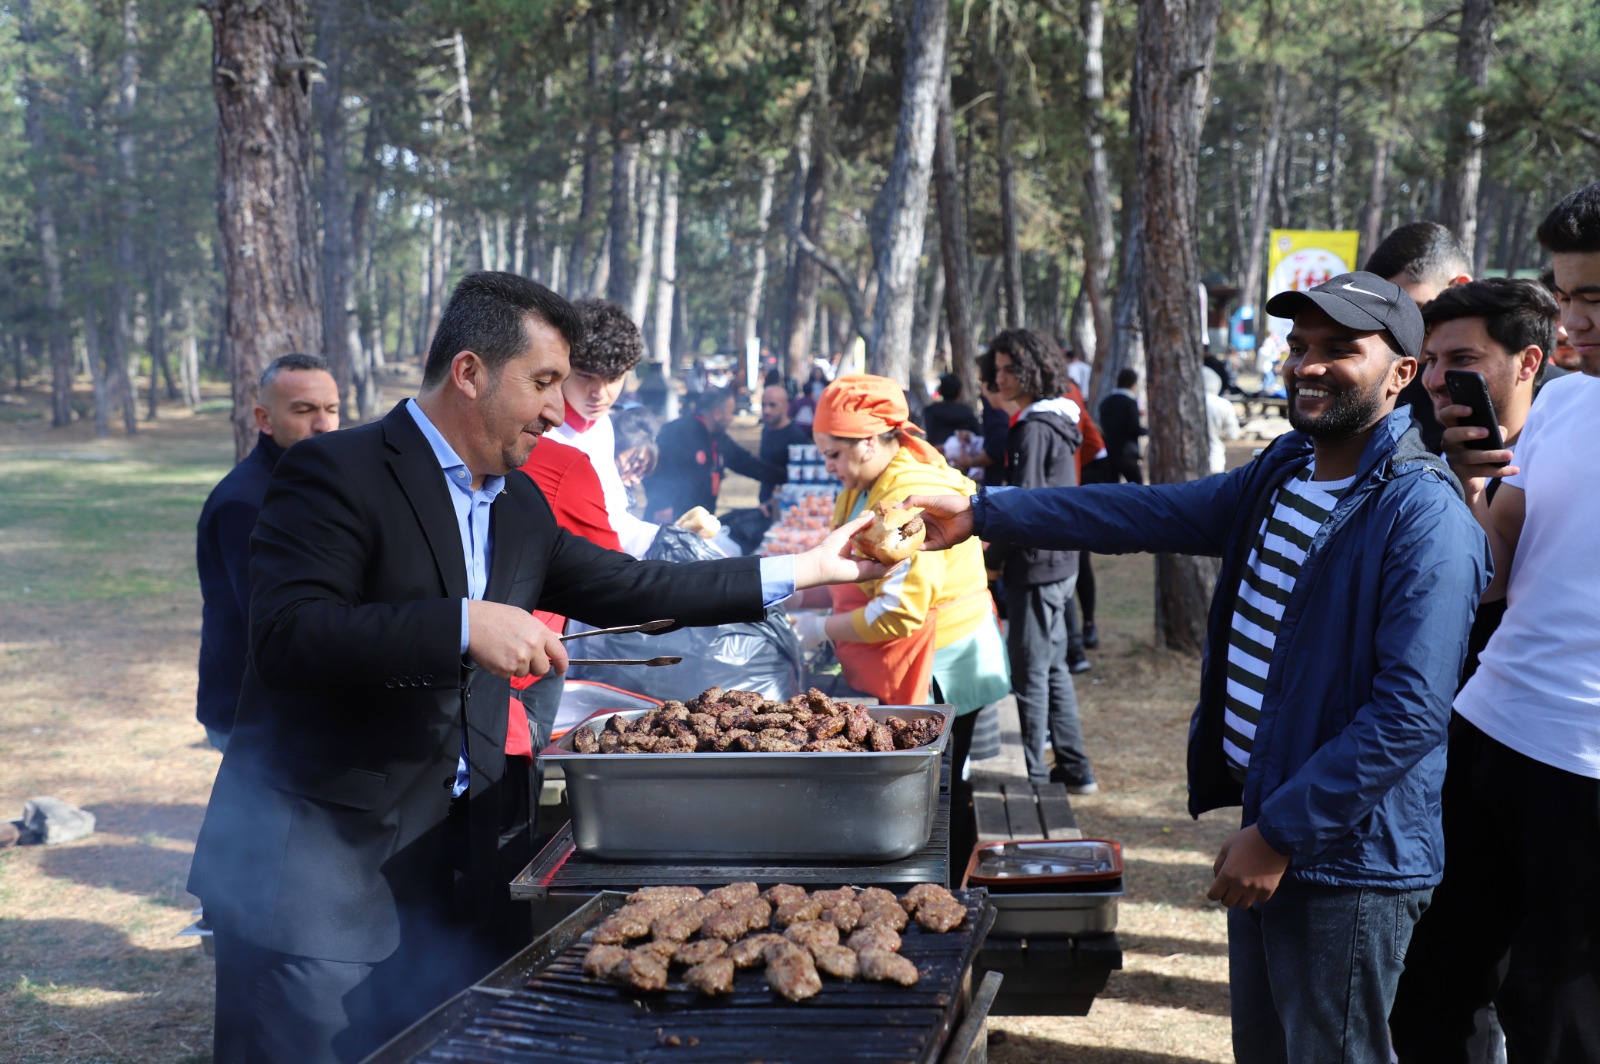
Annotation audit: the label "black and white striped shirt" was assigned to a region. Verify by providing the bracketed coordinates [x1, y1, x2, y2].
[1224, 464, 1354, 781]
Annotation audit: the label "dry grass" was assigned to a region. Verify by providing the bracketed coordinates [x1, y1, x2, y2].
[0, 387, 1250, 1062]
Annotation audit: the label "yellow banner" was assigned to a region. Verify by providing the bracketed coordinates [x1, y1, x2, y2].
[1264, 229, 1361, 342]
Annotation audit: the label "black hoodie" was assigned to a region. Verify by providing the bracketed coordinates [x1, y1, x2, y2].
[993, 397, 1083, 587]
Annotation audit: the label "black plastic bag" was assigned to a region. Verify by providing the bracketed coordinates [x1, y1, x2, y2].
[565, 526, 805, 701]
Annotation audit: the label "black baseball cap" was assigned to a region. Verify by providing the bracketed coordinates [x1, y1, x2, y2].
[1264, 271, 1423, 361]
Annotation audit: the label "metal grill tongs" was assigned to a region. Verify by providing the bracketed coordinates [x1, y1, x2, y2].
[560, 619, 681, 667]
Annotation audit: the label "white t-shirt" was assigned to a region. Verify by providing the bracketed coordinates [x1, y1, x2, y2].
[1455, 373, 1600, 779]
[547, 415, 660, 558]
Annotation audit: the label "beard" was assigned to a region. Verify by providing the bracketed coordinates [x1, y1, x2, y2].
[1287, 374, 1388, 440]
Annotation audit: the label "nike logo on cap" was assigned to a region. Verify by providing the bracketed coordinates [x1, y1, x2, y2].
[1341, 282, 1382, 297]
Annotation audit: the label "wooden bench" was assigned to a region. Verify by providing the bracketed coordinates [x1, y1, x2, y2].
[965, 697, 1123, 1017]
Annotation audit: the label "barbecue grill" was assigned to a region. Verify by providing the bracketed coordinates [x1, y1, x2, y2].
[364, 889, 999, 1064]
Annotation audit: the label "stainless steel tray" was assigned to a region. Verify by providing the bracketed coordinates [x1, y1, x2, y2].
[539, 705, 953, 861]
[986, 888, 1122, 937]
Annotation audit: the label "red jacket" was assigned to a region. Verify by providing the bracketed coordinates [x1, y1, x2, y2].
[1063, 380, 1105, 479]
[505, 438, 622, 754]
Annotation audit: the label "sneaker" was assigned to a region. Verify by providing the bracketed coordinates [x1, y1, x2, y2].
[1082, 621, 1099, 649]
[1068, 654, 1092, 675]
[1050, 769, 1099, 796]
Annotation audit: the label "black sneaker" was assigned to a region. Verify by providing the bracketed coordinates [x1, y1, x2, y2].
[1082, 621, 1099, 649]
[1049, 768, 1099, 796]
[1068, 654, 1092, 675]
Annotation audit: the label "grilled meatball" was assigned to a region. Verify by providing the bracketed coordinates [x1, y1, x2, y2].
[844, 704, 875, 744]
[749, 712, 795, 729]
[571, 728, 600, 754]
[702, 899, 772, 941]
[762, 883, 808, 908]
[637, 938, 682, 962]
[812, 943, 859, 980]
[683, 957, 737, 996]
[774, 896, 823, 927]
[614, 947, 670, 991]
[651, 736, 699, 754]
[808, 714, 847, 740]
[582, 943, 629, 980]
[673, 939, 730, 967]
[821, 898, 863, 934]
[593, 902, 665, 944]
[847, 927, 902, 953]
[727, 933, 786, 969]
[764, 942, 823, 1001]
[857, 887, 898, 909]
[914, 897, 968, 933]
[858, 947, 919, 986]
[627, 886, 705, 906]
[713, 728, 753, 752]
[900, 883, 956, 914]
[801, 738, 859, 753]
[605, 714, 634, 736]
[869, 723, 897, 752]
[857, 901, 908, 933]
[598, 732, 622, 753]
[810, 887, 855, 908]
[783, 920, 840, 953]
[650, 906, 709, 943]
[708, 882, 761, 907]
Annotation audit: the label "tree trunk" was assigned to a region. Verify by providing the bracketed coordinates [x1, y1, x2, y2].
[629, 133, 662, 328]
[110, 0, 140, 435]
[742, 155, 777, 382]
[1439, 0, 1495, 258]
[911, 255, 944, 405]
[1092, 194, 1143, 408]
[1079, 0, 1114, 369]
[605, 137, 637, 306]
[995, 55, 1025, 329]
[1240, 64, 1286, 315]
[866, 0, 946, 379]
[1134, 0, 1222, 653]
[180, 292, 202, 409]
[1068, 285, 1095, 367]
[933, 81, 979, 414]
[209, 0, 324, 459]
[423, 202, 447, 351]
[1360, 118, 1392, 262]
[16, 0, 74, 428]
[783, 1, 832, 383]
[567, 18, 603, 297]
[652, 129, 681, 368]
[313, 0, 353, 413]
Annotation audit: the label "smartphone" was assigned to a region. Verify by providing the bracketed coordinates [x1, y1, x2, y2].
[1443, 370, 1506, 452]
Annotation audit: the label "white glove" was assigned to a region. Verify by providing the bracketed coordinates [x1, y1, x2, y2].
[791, 611, 830, 652]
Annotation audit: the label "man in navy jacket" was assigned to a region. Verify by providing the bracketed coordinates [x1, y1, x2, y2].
[195, 354, 340, 749]
[909, 274, 1491, 1064]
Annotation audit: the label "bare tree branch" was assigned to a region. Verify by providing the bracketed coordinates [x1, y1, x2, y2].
[791, 228, 869, 349]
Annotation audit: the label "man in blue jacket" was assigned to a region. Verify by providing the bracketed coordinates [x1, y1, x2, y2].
[909, 273, 1491, 1064]
[195, 354, 340, 750]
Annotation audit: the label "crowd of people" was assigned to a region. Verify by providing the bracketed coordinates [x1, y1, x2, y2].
[189, 178, 1600, 1064]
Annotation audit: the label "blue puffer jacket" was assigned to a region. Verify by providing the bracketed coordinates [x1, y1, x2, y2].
[973, 407, 1491, 889]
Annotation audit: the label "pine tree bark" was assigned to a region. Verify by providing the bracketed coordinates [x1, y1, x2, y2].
[866, 0, 946, 379]
[1079, 0, 1114, 370]
[313, 0, 352, 414]
[1134, 0, 1223, 653]
[782, 0, 832, 383]
[1439, 0, 1494, 257]
[1240, 65, 1285, 316]
[652, 129, 681, 369]
[742, 156, 777, 381]
[568, 18, 603, 297]
[208, 0, 324, 460]
[16, 0, 74, 428]
[933, 80, 978, 414]
[110, 0, 140, 434]
[630, 133, 663, 329]
[996, 55, 1025, 329]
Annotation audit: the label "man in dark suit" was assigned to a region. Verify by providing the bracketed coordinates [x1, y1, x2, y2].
[644, 386, 784, 522]
[1095, 367, 1147, 484]
[194, 353, 340, 751]
[188, 273, 884, 1064]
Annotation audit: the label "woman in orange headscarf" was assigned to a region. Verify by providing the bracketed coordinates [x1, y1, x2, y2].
[800, 375, 1010, 857]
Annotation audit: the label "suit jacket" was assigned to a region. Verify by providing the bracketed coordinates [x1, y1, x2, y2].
[187, 402, 762, 963]
[195, 432, 283, 733]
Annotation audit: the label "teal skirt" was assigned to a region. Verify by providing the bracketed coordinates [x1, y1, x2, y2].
[931, 615, 1011, 716]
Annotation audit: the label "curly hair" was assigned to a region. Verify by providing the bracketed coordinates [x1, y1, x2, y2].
[571, 299, 644, 379]
[980, 329, 1065, 401]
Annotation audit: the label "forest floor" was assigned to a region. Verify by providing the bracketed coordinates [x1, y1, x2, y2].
[0, 377, 1263, 1063]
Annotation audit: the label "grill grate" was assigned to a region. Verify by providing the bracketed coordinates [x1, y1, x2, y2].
[372, 889, 992, 1064]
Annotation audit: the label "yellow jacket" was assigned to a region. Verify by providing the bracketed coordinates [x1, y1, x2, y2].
[832, 445, 991, 649]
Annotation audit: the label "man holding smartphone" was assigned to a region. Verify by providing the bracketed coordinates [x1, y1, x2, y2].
[1389, 278, 1557, 1061]
[1397, 182, 1600, 1061]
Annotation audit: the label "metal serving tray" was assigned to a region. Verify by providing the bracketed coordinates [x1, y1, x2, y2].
[983, 889, 1122, 937]
[539, 705, 953, 862]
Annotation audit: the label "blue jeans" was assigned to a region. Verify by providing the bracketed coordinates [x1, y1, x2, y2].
[1229, 879, 1432, 1064]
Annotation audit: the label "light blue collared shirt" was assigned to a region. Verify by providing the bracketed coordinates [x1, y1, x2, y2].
[405, 399, 798, 796]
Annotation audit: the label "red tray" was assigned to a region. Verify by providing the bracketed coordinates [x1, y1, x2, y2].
[962, 838, 1123, 888]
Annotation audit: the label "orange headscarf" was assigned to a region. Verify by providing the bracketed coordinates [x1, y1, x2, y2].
[813, 374, 945, 466]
